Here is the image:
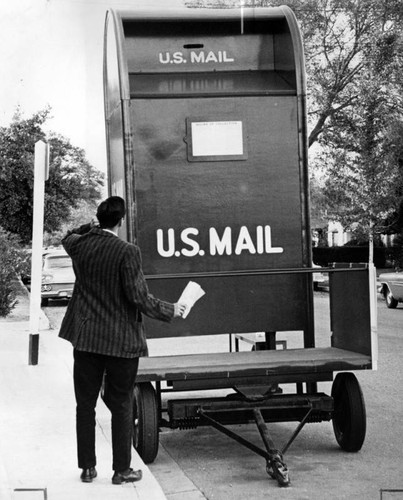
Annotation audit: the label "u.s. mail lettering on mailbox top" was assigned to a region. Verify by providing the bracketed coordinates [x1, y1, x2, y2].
[158, 50, 235, 65]
[125, 35, 275, 73]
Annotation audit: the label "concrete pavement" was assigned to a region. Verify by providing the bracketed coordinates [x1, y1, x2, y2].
[0, 282, 167, 500]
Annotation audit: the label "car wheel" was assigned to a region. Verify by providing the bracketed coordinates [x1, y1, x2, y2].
[385, 287, 398, 309]
[41, 297, 49, 307]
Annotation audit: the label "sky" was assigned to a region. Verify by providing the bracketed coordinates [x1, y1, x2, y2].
[0, 0, 189, 177]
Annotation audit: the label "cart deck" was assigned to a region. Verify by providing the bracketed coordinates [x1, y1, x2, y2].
[137, 347, 372, 385]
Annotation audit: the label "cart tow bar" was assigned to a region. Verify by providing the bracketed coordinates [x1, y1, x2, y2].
[199, 409, 290, 487]
[253, 409, 290, 487]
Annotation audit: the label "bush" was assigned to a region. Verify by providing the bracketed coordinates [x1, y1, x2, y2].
[0, 227, 29, 316]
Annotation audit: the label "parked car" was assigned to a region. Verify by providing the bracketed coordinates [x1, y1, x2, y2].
[40, 249, 75, 306]
[378, 270, 403, 308]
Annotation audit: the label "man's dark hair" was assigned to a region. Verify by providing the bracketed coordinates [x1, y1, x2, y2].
[96, 196, 126, 229]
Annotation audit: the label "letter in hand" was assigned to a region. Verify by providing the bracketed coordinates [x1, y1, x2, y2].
[177, 281, 205, 318]
[174, 302, 187, 318]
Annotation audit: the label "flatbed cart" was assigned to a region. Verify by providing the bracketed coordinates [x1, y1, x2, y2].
[133, 264, 377, 487]
[103, 6, 378, 487]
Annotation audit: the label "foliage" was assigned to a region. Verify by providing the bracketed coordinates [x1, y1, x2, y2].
[0, 227, 29, 317]
[321, 28, 403, 239]
[303, 1, 403, 245]
[301, 0, 403, 147]
[383, 122, 403, 234]
[309, 173, 328, 224]
[0, 109, 104, 244]
[43, 199, 99, 247]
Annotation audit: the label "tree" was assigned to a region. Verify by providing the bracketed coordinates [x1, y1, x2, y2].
[309, 173, 331, 246]
[321, 29, 403, 261]
[300, 0, 403, 147]
[0, 109, 104, 244]
[385, 121, 403, 234]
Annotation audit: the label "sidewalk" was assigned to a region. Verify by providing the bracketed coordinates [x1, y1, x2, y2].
[0, 282, 167, 500]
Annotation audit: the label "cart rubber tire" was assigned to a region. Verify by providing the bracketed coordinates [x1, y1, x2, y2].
[385, 287, 398, 309]
[331, 372, 366, 452]
[133, 382, 159, 464]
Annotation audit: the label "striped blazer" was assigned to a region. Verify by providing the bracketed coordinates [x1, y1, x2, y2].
[59, 224, 174, 358]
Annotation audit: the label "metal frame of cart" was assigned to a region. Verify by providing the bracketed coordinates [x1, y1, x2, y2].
[132, 265, 377, 486]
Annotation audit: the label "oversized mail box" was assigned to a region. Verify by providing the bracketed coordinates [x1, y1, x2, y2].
[104, 7, 313, 339]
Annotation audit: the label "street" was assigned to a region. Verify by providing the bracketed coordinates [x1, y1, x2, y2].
[45, 292, 403, 500]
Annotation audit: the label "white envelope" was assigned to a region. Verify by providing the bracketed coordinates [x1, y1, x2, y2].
[178, 281, 205, 318]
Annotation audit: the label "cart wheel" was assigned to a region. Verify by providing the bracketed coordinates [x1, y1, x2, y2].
[385, 287, 398, 309]
[133, 382, 159, 463]
[331, 372, 366, 452]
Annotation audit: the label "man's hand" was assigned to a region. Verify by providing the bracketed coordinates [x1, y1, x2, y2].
[174, 302, 187, 318]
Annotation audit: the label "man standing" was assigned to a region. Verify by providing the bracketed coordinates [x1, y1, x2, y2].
[59, 196, 186, 485]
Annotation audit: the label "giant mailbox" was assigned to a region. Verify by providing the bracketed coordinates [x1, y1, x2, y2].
[104, 7, 313, 340]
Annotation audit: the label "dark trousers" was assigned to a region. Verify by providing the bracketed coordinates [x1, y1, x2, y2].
[73, 349, 139, 472]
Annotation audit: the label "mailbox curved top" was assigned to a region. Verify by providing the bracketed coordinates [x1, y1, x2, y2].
[104, 6, 306, 105]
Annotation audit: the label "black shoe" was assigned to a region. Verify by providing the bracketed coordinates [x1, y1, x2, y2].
[112, 468, 142, 485]
[80, 467, 97, 483]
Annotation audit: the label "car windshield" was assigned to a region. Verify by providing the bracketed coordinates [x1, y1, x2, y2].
[46, 256, 72, 269]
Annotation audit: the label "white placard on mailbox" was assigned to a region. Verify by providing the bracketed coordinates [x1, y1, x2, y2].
[188, 120, 247, 161]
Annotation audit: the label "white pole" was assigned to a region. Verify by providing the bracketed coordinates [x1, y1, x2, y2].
[368, 262, 378, 371]
[29, 140, 49, 365]
[240, 1, 244, 34]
